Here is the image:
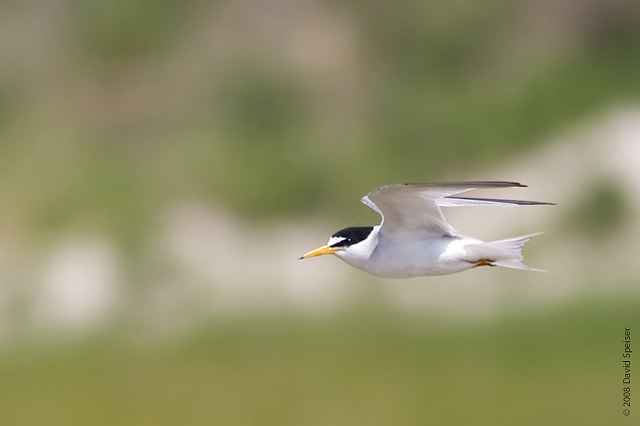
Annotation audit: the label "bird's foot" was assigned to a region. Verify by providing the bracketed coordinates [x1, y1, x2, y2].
[469, 258, 496, 267]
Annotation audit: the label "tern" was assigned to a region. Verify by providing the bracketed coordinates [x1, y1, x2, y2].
[300, 181, 553, 278]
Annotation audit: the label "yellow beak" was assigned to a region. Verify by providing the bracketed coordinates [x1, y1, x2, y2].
[299, 244, 339, 260]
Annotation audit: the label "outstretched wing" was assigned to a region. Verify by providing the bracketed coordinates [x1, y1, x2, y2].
[361, 181, 552, 238]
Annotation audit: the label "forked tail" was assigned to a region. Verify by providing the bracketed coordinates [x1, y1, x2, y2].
[465, 232, 545, 272]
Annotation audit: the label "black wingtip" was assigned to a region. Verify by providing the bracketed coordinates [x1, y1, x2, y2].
[403, 181, 527, 188]
[445, 196, 555, 206]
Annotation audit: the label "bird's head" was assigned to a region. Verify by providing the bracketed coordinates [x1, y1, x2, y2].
[299, 226, 375, 260]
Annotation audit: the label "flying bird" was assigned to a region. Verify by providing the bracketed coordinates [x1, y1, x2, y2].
[300, 181, 553, 278]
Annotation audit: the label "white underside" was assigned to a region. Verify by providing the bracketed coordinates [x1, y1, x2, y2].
[334, 227, 541, 278]
[338, 235, 479, 278]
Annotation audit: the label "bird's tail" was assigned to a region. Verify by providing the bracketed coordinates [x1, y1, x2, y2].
[465, 232, 545, 272]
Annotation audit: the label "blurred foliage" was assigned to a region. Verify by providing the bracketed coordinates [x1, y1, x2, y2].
[565, 178, 629, 238]
[0, 298, 634, 425]
[1, 0, 639, 244]
[213, 64, 312, 143]
[354, 1, 640, 176]
[71, 0, 197, 63]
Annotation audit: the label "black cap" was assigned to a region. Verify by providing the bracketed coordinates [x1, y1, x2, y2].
[329, 226, 374, 248]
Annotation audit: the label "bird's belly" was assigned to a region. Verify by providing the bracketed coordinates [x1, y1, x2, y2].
[363, 237, 474, 278]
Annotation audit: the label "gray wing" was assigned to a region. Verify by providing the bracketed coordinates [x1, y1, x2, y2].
[361, 181, 552, 238]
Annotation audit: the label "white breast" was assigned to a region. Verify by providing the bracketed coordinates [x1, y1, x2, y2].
[345, 234, 481, 278]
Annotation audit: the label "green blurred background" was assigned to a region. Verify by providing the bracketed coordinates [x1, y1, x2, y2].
[1, 0, 639, 424]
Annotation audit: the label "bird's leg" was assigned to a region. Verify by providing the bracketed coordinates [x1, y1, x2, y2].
[469, 258, 496, 267]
